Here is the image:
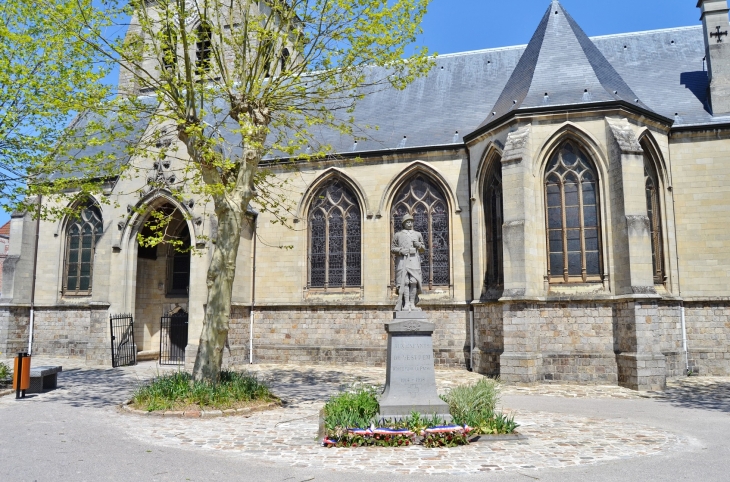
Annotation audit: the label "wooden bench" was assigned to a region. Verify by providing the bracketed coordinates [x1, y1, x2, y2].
[28, 366, 62, 394]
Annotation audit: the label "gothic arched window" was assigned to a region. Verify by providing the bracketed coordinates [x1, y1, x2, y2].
[195, 23, 212, 74]
[545, 142, 602, 283]
[63, 203, 103, 296]
[308, 179, 362, 289]
[644, 153, 664, 284]
[391, 174, 450, 290]
[483, 162, 503, 292]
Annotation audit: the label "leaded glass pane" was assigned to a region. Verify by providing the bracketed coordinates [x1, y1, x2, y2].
[309, 212, 326, 288]
[346, 210, 361, 287]
[392, 174, 450, 289]
[328, 211, 344, 286]
[308, 179, 361, 288]
[644, 154, 664, 283]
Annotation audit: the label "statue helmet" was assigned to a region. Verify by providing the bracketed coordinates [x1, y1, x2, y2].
[401, 214, 414, 225]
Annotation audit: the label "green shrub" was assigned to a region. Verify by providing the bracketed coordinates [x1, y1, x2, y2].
[440, 378, 518, 435]
[0, 362, 10, 380]
[132, 370, 274, 412]
[323, 384, 380, 431]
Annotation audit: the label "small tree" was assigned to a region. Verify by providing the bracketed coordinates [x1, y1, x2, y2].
[0, 0, 112, 216]
[71, 0, 432, 382]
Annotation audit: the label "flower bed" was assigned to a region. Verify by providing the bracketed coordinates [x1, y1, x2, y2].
[321, 379, 518, 448]
[323, 425, 473, 448]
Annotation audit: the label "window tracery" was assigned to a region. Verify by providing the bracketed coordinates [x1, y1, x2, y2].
[391, 174, 450, 290]
[545, 142, 602, 283]
[308, 179, 362, 289]
[63, 203, 103, 296]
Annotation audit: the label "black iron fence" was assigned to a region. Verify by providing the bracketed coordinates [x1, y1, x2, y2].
[160, 311, 189, 365]
[110, 314, 136, 368]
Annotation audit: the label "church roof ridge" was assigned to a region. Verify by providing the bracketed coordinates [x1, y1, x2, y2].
[431, 25, 702, 61]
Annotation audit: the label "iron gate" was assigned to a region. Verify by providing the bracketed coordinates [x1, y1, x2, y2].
[160, 310, 189, 365]
[110, 314, 136, 368]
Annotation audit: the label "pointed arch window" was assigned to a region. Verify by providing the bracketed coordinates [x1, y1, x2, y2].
[484, 162, 504, 292]
[63, 203, 103, 296]
[545, 142, 602, 283]
[308, 179, 362, 289]
[391, 174, 450, 290]
[644, 153, 665, 285]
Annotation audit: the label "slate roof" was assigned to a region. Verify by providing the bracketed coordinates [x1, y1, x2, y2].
[274, 20, 718, 156]
[481, 0, 655, 130]
[87, 2, 722, 162]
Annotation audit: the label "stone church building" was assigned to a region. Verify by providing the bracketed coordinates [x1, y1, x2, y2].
[2, 0, 730, 390]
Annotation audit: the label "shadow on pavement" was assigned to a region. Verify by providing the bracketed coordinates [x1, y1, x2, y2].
[253, 368, 382, 404]
[653, 380, 730, 413]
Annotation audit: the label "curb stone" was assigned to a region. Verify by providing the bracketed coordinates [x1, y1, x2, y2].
[119, 401, 280, 418]
[0, 388, 13, 398]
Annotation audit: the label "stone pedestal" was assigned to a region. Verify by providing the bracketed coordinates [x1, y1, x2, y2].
[378, 311, 451, 421]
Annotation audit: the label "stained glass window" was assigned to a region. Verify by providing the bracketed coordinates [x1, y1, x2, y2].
[391, 174, 450, 290]
[484, 163, 504, 291]
[308, 179, 362, 289]
[545, 143, 602, 283]
[644, 154, 664, 285]
[63, 204, 103, 295]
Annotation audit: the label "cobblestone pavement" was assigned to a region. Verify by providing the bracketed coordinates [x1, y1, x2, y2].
[4, 357, 730, 476]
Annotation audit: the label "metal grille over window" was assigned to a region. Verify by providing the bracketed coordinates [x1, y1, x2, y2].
[64, 204, 103, 295]
[308, 179, 361, 289]
[545, 143, 602, 283]
[644, 155, 664, 285]
[391, 174, 450, 290]
[168, 225, 191, 295]
[195, 23, 212, 73]
[484, 163, 504, 291]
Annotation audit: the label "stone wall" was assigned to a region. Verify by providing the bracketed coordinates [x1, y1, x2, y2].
[246, 305, 468, 367]
[223, 305, 251, 367]
[0, 305, 30, 356]
[473, 303, 502, 376]
[685, 301, 730, 376]
[30, 305, 111, 363]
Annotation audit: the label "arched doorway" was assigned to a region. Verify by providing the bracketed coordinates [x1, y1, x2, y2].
[133, 203, 191, 362]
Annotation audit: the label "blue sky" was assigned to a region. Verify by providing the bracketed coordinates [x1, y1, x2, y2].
[0, 0, 704, 227]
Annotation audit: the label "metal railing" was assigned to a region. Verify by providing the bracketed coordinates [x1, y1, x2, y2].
[160, 311, 188, 365]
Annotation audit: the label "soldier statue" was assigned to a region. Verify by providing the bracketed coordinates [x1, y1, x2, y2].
[391, 214, 426, 311]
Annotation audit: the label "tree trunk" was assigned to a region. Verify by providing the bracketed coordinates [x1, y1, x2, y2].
[192, 194, 244, 382]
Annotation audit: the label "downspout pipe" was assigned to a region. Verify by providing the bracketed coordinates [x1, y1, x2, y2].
[28, 195, 42, 355]
[249, 213, 258, 364]
[667, 131, 689, 375]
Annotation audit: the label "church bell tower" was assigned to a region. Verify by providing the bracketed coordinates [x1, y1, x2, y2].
[698, 0, 730, 115]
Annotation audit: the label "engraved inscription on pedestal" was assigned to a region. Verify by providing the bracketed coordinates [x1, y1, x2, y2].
[378, 311, 451, 421]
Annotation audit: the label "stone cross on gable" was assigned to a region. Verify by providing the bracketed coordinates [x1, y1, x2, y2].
[711, 25, 728, 43]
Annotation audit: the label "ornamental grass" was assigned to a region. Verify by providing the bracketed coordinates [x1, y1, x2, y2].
[0, 361, 10, 381]
[131, 370, 275, 412]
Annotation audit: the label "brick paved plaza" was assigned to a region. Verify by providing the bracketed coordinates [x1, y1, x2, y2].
[1, 357, 729, 481]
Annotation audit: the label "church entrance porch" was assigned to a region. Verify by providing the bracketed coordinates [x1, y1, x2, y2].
[132, 204, 191, 362]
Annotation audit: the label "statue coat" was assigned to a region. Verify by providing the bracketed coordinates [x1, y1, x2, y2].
[391, 228, 425, 309]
